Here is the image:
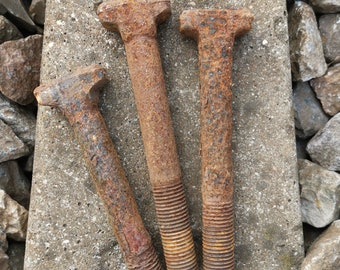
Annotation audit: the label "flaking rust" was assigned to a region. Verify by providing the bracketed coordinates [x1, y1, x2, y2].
[97, 1, 198, 269]
[34, 65, 161, 270]
[180, 9, 254, 270]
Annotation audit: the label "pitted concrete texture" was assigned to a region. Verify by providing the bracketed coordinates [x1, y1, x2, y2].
[24, 0, 304, 269]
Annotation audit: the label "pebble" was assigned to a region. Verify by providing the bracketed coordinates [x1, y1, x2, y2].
[0, 189, 28, 241]
[307, 113, 340, 171]
[0, 35, 43, 105]
[0, 93, 36, 149]
[288, 1, 327, 81]
[29, 0, 46, 26]
[0, 161, 31, 208]
[0, 0, 37, 33]
[301, 220, 340, 269]
[310, 64, 340, 116]
[0, 15, 23, 44]
[307, 0, 340, 13]
[319, 13, 340, 63]
[298, 159, 340, 228]
[293, 81, 329, 138]
[0, 6, 32, 268]
[0, 119, 29, 163]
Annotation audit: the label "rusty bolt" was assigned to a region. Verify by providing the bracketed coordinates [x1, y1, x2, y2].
[34, 65, 161, 270]
[180, 9, 253, 270]
[97, 1, 198, 269]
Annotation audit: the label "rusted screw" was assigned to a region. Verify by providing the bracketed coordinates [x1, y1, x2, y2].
[34, 65, 161, 270]
[97, 1, 198, 269]
[180, 9, 253, 270]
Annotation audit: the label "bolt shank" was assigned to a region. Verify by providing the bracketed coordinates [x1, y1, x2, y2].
[199, 40, 235, 270]
[34, 66, 161, 270]
[67, 104, 160, 269]
[180, 9, 253, 270]
[98, 2, 198, 268]
[125, 36, 181, 185]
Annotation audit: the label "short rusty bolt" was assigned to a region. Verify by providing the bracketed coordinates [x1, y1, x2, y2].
[34, 65, 162, 270]
[180, 9, 253, 270]
[97, 1, 198, 269]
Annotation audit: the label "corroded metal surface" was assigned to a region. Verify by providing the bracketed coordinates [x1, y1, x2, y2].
[180, 9, 253, 270]
[97, 1, 198, 269]
[33, 65, 161, 270]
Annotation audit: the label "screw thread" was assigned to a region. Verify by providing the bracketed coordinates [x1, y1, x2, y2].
[153, 181, 198, 270]
[202, 201, 235, 270]
[126, 243, 162, 270]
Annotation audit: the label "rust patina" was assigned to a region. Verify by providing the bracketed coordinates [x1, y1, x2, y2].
[180, 9, 253, 270]
[34, 65, 161, 270]
[97, 1, 198, 269]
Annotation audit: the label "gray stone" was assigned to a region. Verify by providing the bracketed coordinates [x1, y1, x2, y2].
[319, 14, 340, 63]
[298, 159, 340, 228]
[293, 82, 329, 138]
[29, 0, 46, 26]
[0, 161, 31, 208]
[301, 220, 340, 270]
[0, 119, 30, 163]
[0, 0, 37, 33]
[307, 113, 340, 171]
[307, 0, 340, 13]
[0, 93, 36, 149]
[0, 4, 6, 15]
[288, 1, 327, 81]
[0, 189, 28, 242]
[310, 64, 340, 116]
[0, 15, 23, 44]
[0, 35, 43, 105]
[25, 0, 304, 269]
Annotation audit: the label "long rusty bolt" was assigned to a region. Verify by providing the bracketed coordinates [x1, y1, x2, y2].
[97, 1, 198, 269]
[180, 9, 253, 269]
[34, 65, 161, 270]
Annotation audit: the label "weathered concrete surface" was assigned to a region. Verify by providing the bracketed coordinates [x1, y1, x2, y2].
[25, 0, 304, 269]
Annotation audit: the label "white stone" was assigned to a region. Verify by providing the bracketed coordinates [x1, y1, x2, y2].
[288, 1, 327, 81]
[307, 113, 340, 171]
[0, 189, 28, 241]
[301, 220, 340, 269]
[308, 0, 340, 13]
[298, 159, 340, 228]
[0, 119, 29, 163]
[319, 14, 340, 63]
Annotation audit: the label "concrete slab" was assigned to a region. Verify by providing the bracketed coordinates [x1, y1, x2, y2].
[25, 0, 304, 269]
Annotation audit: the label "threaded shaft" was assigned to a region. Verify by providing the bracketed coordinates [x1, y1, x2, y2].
[153, 181, 198, 270]
[202, 201, 235, 270]
[126, 243, 162, 270]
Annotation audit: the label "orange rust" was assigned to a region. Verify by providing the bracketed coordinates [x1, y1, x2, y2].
[97, 1, 198, 269]
[34, 65, 161, 270]
[180, 9, 253, 270]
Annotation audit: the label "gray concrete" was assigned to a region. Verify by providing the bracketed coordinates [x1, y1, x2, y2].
[24, 0, 304, 269]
